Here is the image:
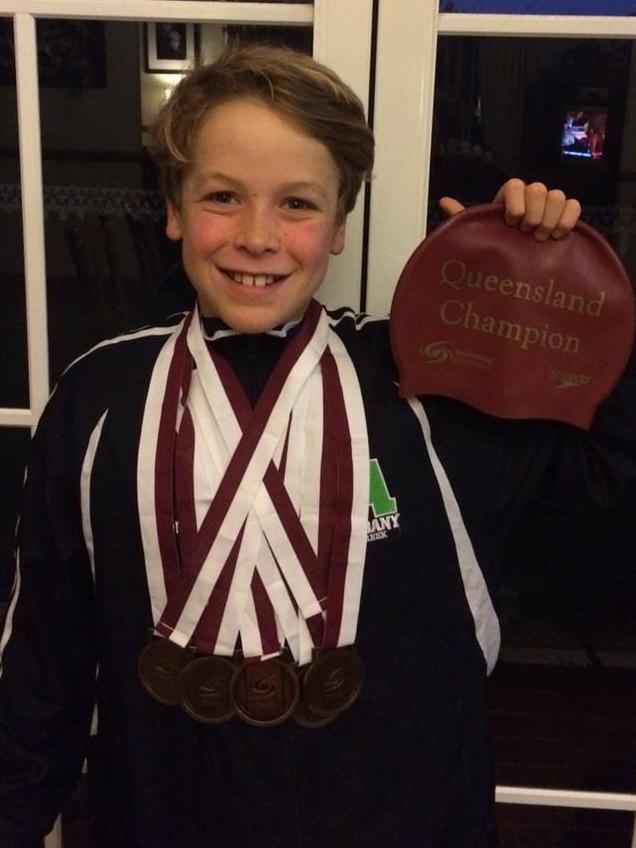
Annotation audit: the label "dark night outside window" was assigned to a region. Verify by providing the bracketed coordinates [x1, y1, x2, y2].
[440, 0, 636, 13]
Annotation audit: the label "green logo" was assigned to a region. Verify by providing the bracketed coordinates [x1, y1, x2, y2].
[368, 459, 400, 541]
[369, 458, 397, 518]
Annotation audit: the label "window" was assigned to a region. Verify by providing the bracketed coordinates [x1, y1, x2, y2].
[370, 6, 636, 843]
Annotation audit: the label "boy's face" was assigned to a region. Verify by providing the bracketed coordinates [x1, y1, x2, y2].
[166, 98, 346, 333]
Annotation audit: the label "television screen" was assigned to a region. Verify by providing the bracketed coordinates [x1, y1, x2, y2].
[560, 108, 607, 161]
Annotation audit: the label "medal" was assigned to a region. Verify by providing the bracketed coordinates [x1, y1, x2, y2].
[178, 655, 237, 724]
[232, 658, 300, 727]
[301, 648, 363, 718]
[137, 636, 193, 706]
[292, 696, 340, 729]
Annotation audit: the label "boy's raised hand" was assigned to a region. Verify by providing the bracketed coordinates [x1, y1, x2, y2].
[439, 178, 582, 241]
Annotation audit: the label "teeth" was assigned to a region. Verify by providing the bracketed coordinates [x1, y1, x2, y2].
[230, 272, 279, 287]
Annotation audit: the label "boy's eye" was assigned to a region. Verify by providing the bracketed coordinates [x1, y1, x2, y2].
[284, 197, 317, 211]
[203, 191, 236, 204]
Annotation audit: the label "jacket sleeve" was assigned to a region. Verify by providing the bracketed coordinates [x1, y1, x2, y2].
[423, 337, 636, 548]
[535, 340, 636, 510]
[0, 380, 98, 847]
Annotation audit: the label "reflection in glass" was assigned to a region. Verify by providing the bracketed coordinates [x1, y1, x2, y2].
[224, 23, 311, 54]
[429, 38, 636, 269]
[560, 107, 607, 161]
[429, 36, 636, 657]
[37, 21, 172, 385]
[440, 0, 636, 14]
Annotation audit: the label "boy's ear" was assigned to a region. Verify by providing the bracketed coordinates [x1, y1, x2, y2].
[330, 220, 346, 256]
[165, 199, 183, 241]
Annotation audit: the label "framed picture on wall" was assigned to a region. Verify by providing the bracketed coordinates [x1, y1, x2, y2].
[145, 22, 196, 73]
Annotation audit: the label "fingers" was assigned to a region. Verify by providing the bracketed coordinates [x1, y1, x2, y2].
[492, 179, 581, 239]
[439, 196, 466, 217]
[552, 198, 582, 240]
[443, 179, 582, 237]
[528, 188, 582, 241]
[518, 183, 550, 234]
[492, 178, 527, 225]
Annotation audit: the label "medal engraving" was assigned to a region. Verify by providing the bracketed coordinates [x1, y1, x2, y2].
[292, 697, 340, 728]
[302, 648, 363, 718]
[232, 659, 299, 727]
[178, 656, 236, 724]
[137, 638, 192, 706]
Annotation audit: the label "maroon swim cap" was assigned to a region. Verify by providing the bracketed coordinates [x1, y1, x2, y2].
[390, 204, 634, 429]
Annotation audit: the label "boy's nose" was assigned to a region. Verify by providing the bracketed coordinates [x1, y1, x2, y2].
[234, 207, 280, 255]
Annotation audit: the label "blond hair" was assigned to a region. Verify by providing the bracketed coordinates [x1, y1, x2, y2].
[148, 45, 374, 220]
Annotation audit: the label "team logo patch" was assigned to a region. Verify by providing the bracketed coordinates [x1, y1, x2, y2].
[367, 458, 400, 542]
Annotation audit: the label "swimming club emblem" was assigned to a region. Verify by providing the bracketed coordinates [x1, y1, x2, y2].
[367, 459, 400, 542]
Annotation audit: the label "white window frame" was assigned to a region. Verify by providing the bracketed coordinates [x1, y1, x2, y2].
[0, 0, 373, 430]
[368, 5, 636, 315]
[371, 4, 636, 844]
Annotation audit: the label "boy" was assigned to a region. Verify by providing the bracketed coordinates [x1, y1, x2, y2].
[0, 46, 632, 848]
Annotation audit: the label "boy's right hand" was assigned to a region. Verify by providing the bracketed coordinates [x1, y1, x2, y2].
[439, 178, 582, 242]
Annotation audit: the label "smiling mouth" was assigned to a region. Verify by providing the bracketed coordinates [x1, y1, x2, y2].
[224, 270, 287, 288]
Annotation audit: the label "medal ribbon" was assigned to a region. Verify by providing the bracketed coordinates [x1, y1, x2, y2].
[208, 349, 328, 650]
[322, 330, 370, 648]
[154, 301, 329, 648]
[184, 372, 295, 660]
[183, 314, 329, 658]
[319, 346, 354, 650]
[210, 327, 365, 656]
[153, 313, 193, 594]
[144, 302, 369, 665]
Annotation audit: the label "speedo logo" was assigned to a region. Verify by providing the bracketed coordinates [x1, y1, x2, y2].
[368, 458, 400, 542]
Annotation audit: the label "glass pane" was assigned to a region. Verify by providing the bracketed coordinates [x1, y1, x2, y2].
[222, 23, 312, 54]
[430, 33, 636, 791]
[38, 19, 311, 386]
[0, 428, 30, 608]
[491, 662, 636, 794]
[38, 20, 172, 385]
[0, 18, 28, 408]
[440, 0, 636, 13]
[496, 802, 635, 846]
[429, 36, 636, 280]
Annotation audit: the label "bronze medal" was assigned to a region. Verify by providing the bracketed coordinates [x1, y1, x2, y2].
[231, 658, 300, 727]
[137, 637, 193, 706]
[302, 648, 363, 718]
[178, 655, 237, 724]
[292, 696, 341, 729]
